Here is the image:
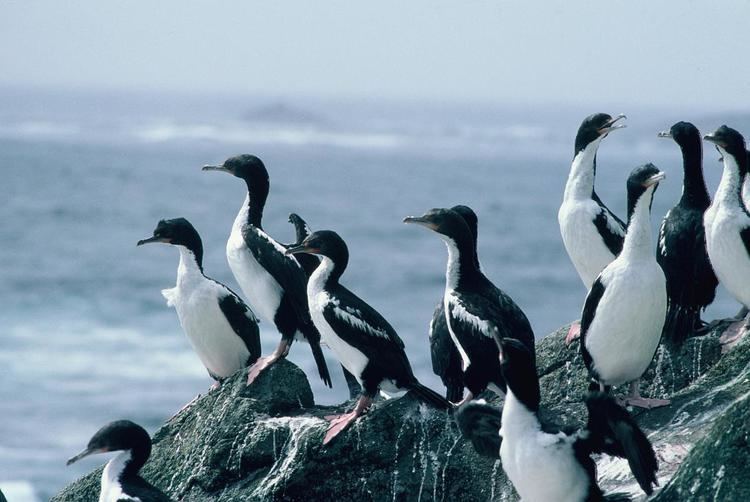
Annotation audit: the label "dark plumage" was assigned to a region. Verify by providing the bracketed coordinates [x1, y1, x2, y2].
[657, 122, 718, 345]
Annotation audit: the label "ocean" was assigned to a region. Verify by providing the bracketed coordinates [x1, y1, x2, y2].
[0, 87, 744, 500]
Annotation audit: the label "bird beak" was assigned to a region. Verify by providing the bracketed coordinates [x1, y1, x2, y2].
[643, 171, 666, 188]
[598, 114, 627, 134]
[137, 236, 168, 246]
[285, 244, 316, 256]
[403, 216, 437, 230]
[657, 130, 672, 139]
[703, 132, 724, 147]
[202, 164, 230, 173]
[66, 447, 105, 466]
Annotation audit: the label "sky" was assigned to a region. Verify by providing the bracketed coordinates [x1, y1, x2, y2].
[1, 1, 749, 109]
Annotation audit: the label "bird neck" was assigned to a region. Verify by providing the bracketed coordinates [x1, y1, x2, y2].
[678, 140, 710, 208]
[102, 449, 146, 487]
[443, 235, 480, 290]
[177, 245, 204, 282]
[623, 187, 655, 261]
[242, 180, 268, 228]
[565, 140, 601, 201]
[501, 388, 541, 438]
[310, 255, 344, 290]
[714, 154, 746, 210]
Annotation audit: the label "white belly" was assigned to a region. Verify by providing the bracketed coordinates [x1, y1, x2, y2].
[584, 260, 667, 386]
[167, 286, 250, 379]
[705, 207, 750, 307]
[226, 226, 284, 325]
[559, 200, 616, 289]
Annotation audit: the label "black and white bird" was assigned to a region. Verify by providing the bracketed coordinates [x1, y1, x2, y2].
[428, 205, 478, 403]
[286, 230, 450, 444]
[559, 114, 627, 344]
[67, 420, 172, 502]
[656, 122, 718, 346]
[137, 218, 261, 388]
[703, 126, 750, 343]
[580, 164, 669, 408]
[458, 337, 658, 501]
[203, 155, 331, 388]
[405, 208, 536, 406]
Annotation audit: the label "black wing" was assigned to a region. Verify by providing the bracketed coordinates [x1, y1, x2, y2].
[592, 192, 626, 256]
[455, 401, 502, 459]
[282, 213, 321, 277]
[429, 301, 464, 400]
[579, 277, 606, 376]
[125, 476, 174, 501]
[217, 290, 262, 364]
[578, 392, 658, 496]
[741, 225, 750, 259]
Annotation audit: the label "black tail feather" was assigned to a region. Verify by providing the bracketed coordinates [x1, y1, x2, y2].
[298, 318, 332, 388]
[342, 365, 361, 399]
[662, 303, 700, 346]
[407, 382, 452, 411]
[445, 381, 464, 403]
[455, 401, 502, 459]
[603, 493, 632, 502]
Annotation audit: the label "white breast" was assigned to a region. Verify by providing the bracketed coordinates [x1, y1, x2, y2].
[558, 199, 617, 289]
[584, 258, 667, 386]
[704, 204, 750, 307]
[100, 451, 140, 502]
[500, 392, 589, 502]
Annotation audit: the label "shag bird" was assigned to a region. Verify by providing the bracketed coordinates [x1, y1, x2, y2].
[287, 230, 450, 444]
[138, 218, 261, 388]
[704, 126, 750, 344]
[405, 208, 536, 406]
[559, 113, 627, 344]
[67, 420, 172, 502]
[580, 164, 669, 408]
[458, 337, 658, 501]
[428, 205, 478, 403]
[203, 155, 331, 387]
[656, 122, 718, 346]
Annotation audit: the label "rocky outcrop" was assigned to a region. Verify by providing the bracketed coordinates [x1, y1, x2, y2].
[53, 319, 750, 501]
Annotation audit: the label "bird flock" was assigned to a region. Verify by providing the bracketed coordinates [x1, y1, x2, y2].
[65, 114, 750, 502]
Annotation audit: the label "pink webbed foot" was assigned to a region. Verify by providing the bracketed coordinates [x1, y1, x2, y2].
[565, 322, 581, 346]
[323, 411, 359, 445]
[246, 356, 278, 385]
[623, 397, 671, 409]
[210, 380, 221, 391]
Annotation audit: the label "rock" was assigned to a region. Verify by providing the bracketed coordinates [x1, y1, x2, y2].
[53, 321, 750, 501]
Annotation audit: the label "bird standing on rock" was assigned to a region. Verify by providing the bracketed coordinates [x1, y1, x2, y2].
[580, 164, 669, 408]
[405, 207, 536, 406]
[203, 155, 332, 388]
[137, 218, 261, 389]
[287, 230, 451, 444]
[67, 420, 173, 502]
[656, 122, 718, 346]
[559, 113, 627, 344]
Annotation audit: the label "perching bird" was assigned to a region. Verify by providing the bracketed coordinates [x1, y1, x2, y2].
[203, 155, 331, 388]
[137, 218, 261, 388]
[559, 113, 627, 344]
[67, 420, 172, 502]
[287, 230, 450, 444]
[656, 122, 718, 346]
[428, 205, 479, 402]
[405, 208, 536, 406]
[580, 164, 669, 408]
[283, 212, 362, 399]
[458, 337, 658, 501]
[703, 126, 750, 344]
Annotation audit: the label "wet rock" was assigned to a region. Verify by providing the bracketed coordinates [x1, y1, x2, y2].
[53, 320, 750, 501]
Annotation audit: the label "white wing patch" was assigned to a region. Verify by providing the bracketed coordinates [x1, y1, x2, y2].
[658, 210, 670, 257]
[450, 296, 494, 338]
[604, 210, 626, 237]
[161, 287, 178, 308]
[330, 300, 390, 339]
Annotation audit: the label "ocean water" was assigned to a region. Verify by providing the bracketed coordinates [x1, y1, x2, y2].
[0, 88, 745, 500]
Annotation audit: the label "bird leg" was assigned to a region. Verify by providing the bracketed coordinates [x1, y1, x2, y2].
[246, 339, 291, 385]
[720, 309, 750, 353]
[451, 390, 475, 408]
[323, 395, 373, 445]
[210, 380, 221, 391]
[564, 321, 581, 346]
[622, 380, 670, 409]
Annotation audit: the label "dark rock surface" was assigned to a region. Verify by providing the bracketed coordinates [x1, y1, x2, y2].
[53, 320, 750, 501]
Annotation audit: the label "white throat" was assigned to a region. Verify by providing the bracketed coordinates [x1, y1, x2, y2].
[442, 236, 461, 290]
[309, 255, 336, 295]
[500, 388, 540, 438]
[564, 139, 603, 201]
[100, 450, 138, 502]
[176, 246, 203, 288]
[621, 188, 655, 261]
[714, 150, 744, 208]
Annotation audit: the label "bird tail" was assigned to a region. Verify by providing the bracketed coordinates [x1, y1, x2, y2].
[585, 392, 659, 495]
[662, 302, 699, 346]
[407, 381, 452, 411]
[445, 381, 464, 404]
[341, 365, 362, 399]
[300, 320, 332, 388]
[455, 401, 502, 458]
[602, 494, 632, 502]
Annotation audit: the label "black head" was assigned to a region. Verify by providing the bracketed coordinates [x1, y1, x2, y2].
[450, 205, 478, 240]
[286, 230, 349, 271]
[66, 420, 151, 467]
[574, 113, 627, 154]
[403, 207, 473, 245]
[704, 125, 747, 166]
[137, 218, 203, 268]
[495, 337, 540, 412]
[658, 121, 701, 149]
[626, 164, 665, 220]
[202, 154, 268, 182]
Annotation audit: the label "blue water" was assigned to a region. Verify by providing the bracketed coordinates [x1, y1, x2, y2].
[0, 88, 744, 499]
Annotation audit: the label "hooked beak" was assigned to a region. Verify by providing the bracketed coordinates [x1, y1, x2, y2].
[285, 244, 317, 256]
[643, 171, 666, 188]
[66, 447, 106, 466]
[657, 130, 672, 139]
[598, 114, 627, 134]
[202, 164, 230, 173]
[403, 216, 437, 230]
[703, 132, 726, 149]
[137, 236, 168, 246]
